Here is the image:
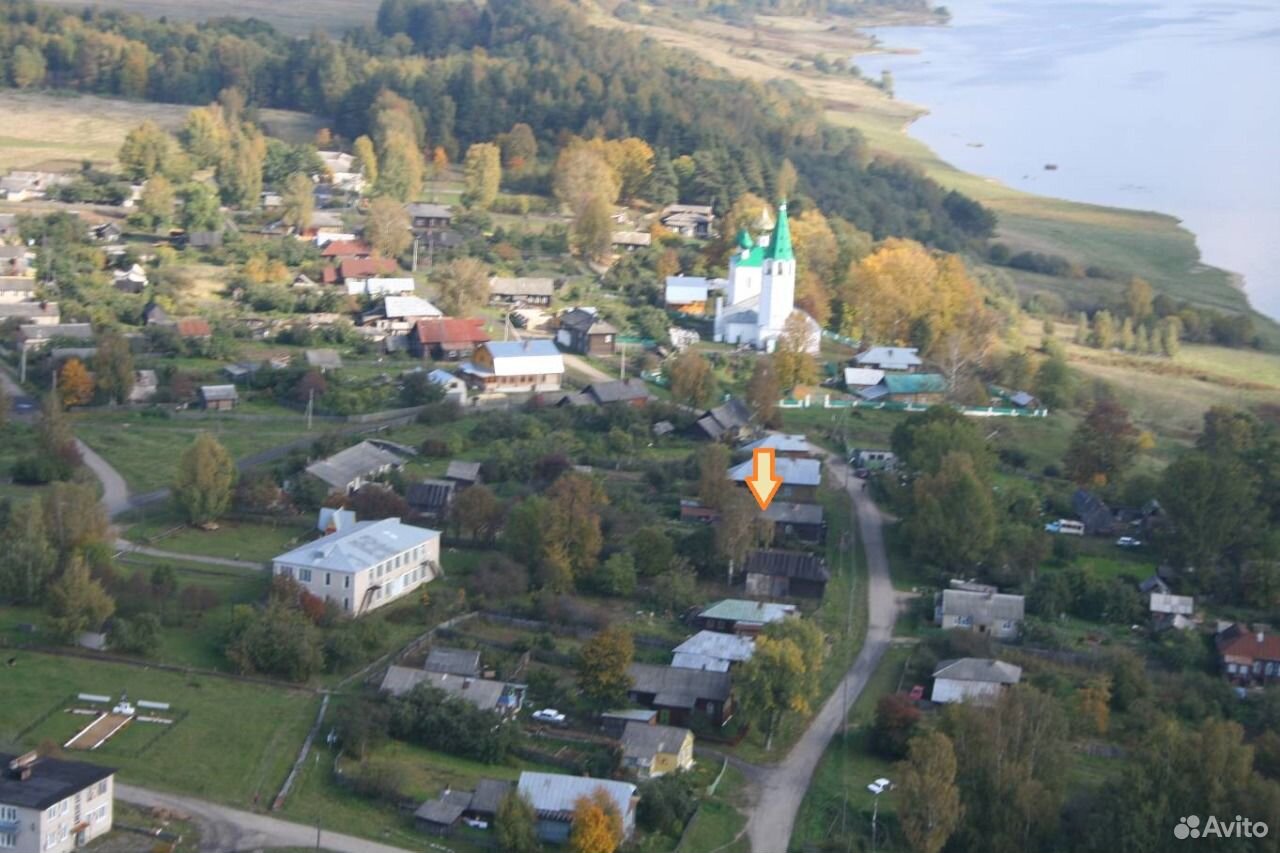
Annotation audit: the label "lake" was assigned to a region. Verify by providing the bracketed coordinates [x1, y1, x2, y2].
[857, 0, 1280, 319]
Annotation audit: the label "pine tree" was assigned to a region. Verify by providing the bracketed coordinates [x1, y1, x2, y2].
[1090, 310, 1115, 349]
[1134, 323, 1151, 354]
[174, 432, 237, 527]
[646, 147, 679, 205]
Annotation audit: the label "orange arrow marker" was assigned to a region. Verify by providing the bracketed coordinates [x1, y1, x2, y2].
[746, 447, 783, 511]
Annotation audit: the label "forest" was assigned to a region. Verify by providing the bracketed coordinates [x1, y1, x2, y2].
[0, 0, 993, 251]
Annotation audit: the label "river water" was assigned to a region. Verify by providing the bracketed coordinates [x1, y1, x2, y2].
[856, 0, 1280, 319]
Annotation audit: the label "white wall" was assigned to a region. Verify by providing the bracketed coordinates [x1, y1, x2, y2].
[931, 678, 1005, 705]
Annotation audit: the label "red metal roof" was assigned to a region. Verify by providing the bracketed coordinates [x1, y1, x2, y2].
[175, 318, 211, 337]
[321, 240, 371, 258]
[339, 257, 398, 280]
[1217, 624, 1280, 660]
[414, 317, 490, 345]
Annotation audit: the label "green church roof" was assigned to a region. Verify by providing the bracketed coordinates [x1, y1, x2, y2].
[764, 201, 793, 262]
[736, 228, 754, 250]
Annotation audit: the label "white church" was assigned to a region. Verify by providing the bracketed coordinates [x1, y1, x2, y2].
[713, 201, 822, 354]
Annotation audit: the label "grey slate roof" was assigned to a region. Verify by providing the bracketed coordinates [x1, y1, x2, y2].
[489, 277, 555, 297]
[627, 663, 731, 707]
[741, 433, 819, 455]
[854, 346, 922, 371]
[728, 456, 821, 487]
[932, 658, 1023, 685]
[620, 722, 691, 763]
[671, 631, 755, 671]
[305, 348, 343, 369]
[406, 202, 453, 220]
[379, 666, 518, 712]
[517, 772, 636, 822]
[0, 753, 115, 810]
[406, 479, 454, 514]
[937, 589, 1025, 623]
[469, 778, 513, 816]
[583, 379, 653, 405]
[199, 384, 238, 402]
[445, 460, 482, 484]
[762, 502, 825, 526]
[414, 789, 472, 825]
[559, 307, 618, 335]
[274, 519, 438, 575]
[306, 440, 404, 490]
[424, 647, 481, 678]
[696, 398, 752, 440]
[743, 549, 829, 581]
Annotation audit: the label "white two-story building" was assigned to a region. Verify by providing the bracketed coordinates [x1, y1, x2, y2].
[0, 752, 114, 853]
[271, 518, 441, 616]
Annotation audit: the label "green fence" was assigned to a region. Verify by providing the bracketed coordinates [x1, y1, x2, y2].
[779, 394, 1050, 418]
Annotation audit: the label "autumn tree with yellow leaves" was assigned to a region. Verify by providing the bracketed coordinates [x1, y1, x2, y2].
[58, 359, 94, 408]
[569, 788, 625, 853]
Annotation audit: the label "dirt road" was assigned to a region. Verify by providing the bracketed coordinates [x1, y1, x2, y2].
[115, 783, 416, 853]
[744, 462, 900, 853]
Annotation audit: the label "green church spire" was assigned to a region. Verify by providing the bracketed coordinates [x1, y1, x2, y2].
[736, 228, 754, 251]
[764, 200, 793, 262]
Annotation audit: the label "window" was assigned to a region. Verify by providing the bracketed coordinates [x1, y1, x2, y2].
[46, 805, 56, 819]
[59, 802, 67, 817]
[343, 598, 349, 611]
[299, 568, 312, 583]
[344, 576, 350, 589]
[324, 573, 331, 587]
[0, 832, 15, 849]
[0, 807, 14, 821]
[97, 782, 107, 796]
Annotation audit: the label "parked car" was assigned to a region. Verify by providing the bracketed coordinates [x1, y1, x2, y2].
[463, 817, 488, 829]
[867, 778, 893, 795]
[1116, 536, 1143, 548]
[532, 708, 567, 725]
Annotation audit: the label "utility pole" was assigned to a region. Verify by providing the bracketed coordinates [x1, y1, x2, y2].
[619, 343, 626, 379]
[411, 234, 419, 272]
[306, 388, 314, 431]
[19, 345, 27, 384]
[871, 792, 880, 853]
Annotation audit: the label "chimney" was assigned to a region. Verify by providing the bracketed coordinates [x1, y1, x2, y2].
[1259, 631, 1266, 644]
[8, 751, 38, 781]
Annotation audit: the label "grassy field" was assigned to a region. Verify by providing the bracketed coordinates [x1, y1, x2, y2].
[75, 411, 311, 493]
[37, 0, 374, 36]
[0, 90, 320, 172]
[677, 765, 750, 853]
[0, 651, 316, 807]
[125, 503, 313, 563]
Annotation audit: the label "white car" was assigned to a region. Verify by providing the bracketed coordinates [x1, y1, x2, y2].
[532, 708, 566, 725]
[463, 817, 488, 829]
[1115, 536, 1143, 548]
[867, 778, 893, 795]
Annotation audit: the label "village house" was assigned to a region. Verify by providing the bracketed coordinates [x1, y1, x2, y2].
[601, 709, 659, 738]
[445, 461, 482, 489]
[406, 202, 453, 231]
[421, 368, 467, 404]
[620, 723, 694, 780]
[0, 751, 115, 853]
[612, 231, 651, 251]
[406, 479, 454, 520]
[489, 277, 555, 306]
[0, 277, 36, 303]
[694, 398, 753, 442]
[17, 323, 93, 352]
[671, 631, 755, 672]
[1216, 624, 1280, 684]
[935, 584, 1025, 638]
[627, 663, 733, 727]
[413, 778, 510, 837]
[128, 370, 158, 403]
[345, 276, 414, 298]
[578, 379, 653, 408]
[1150, 593, 1196, 631]
[409, 317, 490, 360]
[379, 667, 525, 714]
[321, 240, 373, 261]
[517, 773, 638, 845]
[0, 301, 58, 325]
[762, 501, 826, 544]
[317, 151, 365, 194]
[197, 385, 238, 411]
[304, 349, 343, 372]
[1072, 490, 1116, 536]
[659, 203, 715, 239]
[741, 433, 821, 459]
[0, 245, 34, 276]
[322, 256, 399, 286]
[857, 373, 947, 405]
[423, 647, 481, 678]
[664, 276, 713, 314]
[930, 658, 1023, 705]
[360, 295, 443, 333]
[459, 340, 565, 394]
[174, 318, 212, 340]
[274, 518, 440, 615]
[305, 441, 405, 494]
[111, 264, 147, 294]
[853, 346, 922, 372]
[696, 599, 798, 636]
[743, 549, 830, 599]
[555, 307, 618, 356]
[679, 499, 720, 525]
[728, 456, 821, 503]
[843, 367, 886, 393]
